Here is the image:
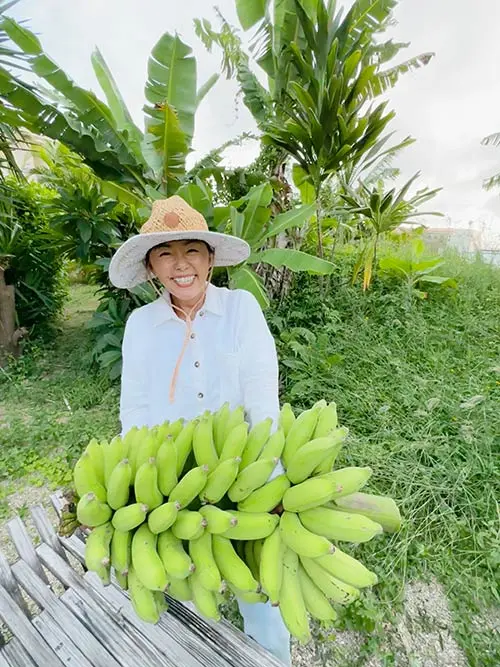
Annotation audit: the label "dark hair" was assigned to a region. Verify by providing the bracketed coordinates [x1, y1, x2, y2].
[145, 239, 214, 269]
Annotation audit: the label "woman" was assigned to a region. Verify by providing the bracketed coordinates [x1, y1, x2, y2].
[109, 195, 290, 665]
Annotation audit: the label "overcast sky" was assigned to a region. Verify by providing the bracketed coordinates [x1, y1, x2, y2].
[10, 0, 500, 246]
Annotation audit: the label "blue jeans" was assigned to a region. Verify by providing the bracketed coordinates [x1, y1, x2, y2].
[238, 599, 291, 665]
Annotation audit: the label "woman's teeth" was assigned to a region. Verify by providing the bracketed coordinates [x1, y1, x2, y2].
[173, 276, 195, 286]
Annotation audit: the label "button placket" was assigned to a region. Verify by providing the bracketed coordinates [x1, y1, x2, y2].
[189, 326, 205, 402]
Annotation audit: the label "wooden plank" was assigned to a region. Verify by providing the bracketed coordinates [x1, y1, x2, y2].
[30, 506, 68, 563]
[0, 551, 29, 618]
[164, 597, 286, 667]
[11, 559, 121, 667]
[6, 517, 49, 585]
[0, 587, 64, 667]
[1, 638, 36, 667]
[62, 588, 170, 667]
[0, 648, 12, 667]
[84, 571, 205, 667]
[59, 534, 85, 566]
[32, 610, 94, 667]
[35, 543, 166, 667]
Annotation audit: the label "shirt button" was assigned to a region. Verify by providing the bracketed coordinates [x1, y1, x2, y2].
[190, 333, 196, 339]
[199, 311, 205, 317]
[194, 361, 200, 368]
[197, 392, 204, 399]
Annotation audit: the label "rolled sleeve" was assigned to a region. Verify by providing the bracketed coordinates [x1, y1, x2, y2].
[119, 310, 150, 436]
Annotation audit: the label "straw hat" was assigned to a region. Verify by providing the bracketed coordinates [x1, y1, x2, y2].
[109, 196, 251, 288]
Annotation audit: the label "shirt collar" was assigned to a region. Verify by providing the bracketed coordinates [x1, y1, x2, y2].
[152, 283, 222, 326]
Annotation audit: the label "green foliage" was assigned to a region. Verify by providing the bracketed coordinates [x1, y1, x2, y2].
[3, 178, 66, 336]
[271, 253, 500, 664]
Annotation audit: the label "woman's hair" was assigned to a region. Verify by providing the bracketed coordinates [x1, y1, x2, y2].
[145, 240, 214, 269]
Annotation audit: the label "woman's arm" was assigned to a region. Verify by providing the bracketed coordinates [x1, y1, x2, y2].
[119, 310, 150, 436]
[237, 291, 284, 478]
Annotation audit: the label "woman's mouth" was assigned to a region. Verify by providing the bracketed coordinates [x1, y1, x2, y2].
[172, 275, 196, 287]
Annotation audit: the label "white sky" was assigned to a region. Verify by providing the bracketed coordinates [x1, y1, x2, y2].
[10, 0, 500, 247]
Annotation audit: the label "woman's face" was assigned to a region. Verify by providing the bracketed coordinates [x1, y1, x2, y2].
[148, 240, 212, 304]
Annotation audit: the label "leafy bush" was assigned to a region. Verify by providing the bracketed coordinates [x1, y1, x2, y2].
[3, 179, 67, 337]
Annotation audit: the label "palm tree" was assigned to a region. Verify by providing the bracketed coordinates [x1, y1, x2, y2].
[481, 131, 500, 190]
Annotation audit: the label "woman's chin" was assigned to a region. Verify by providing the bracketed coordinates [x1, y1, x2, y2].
[170, 281, 204, 305]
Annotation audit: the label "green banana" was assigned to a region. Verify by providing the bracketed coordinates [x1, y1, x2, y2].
[156, 438, 178, 496]
[332, 492, 402, 533]
[166, 418, 185, 439]
[167, 577, 192, 601]
[154, 590, 169, 614]
[171, 510, 206, 540]
[157, 530, 194, 580]
[223, 512, 279, 540]
[313, 402, 338, 438]
[77, 493, 112, 527]
[259, 527, 284, 605]
[189, 532, 222, 592]
[253, 538, 264, 568]
[112, 503, 148, 532]
[219, 422, 249, 462]
[134, 458, 163, 510]
[228, 583, 267, 604]
[200, 457, 240, 504]
[213, 402, 231, 455]
[128, 564, 160, 624]
[212, 535, 259, 592]
[282, 477, 340, 512]
[84, 438, 105, 486]
[131, 524, 168, 591]
[148, 501, 180, 534]
[244, 541, 260, 581]
[237, 475, 290, 513]
[279, 512, 334, 558]
[73, 453, 107, 502]
[127, 426, 149, 478]
[319, 466, 372, 499]
[103, 436, 126, 487]
[286, 435, 347, 484]
[199, 505, 237, 534]
[174, 419, 197, 476]
[279, 549, 311, 644]
[193, 416, 219, 472]
[220, 405, 245, 444]
[300, 557, 360, 605]
[190, 569, 221, 621]
[257, 428, 285, 461]
[315, 549, 378, 588]
[134, 432, 158, 473]
[279, 403, 295, 436]
[238, 418, 272, 469]
[299, 507, 383, 543]
[312, 426, 348, 475]
[114, 570, 128, 590]
[168, 465, 208, 508]
[298, 565, 337, 623]
[110, 528, 132, 576]
[282, 405, 322, 468]
[94, 561, 111, 586]
[228, 458, 279, 502]
[106, 458, 132, 509]
[85, 522, 114, 571]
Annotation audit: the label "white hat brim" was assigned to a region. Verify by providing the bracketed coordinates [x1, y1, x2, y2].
[108, 230, 251, 288]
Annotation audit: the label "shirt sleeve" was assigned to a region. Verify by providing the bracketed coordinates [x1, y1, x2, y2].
[119, 309, 150, 436]
[237, 290, 285, 480]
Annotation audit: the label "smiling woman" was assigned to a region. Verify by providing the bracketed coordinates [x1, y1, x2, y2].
[108, 195, 292, 665]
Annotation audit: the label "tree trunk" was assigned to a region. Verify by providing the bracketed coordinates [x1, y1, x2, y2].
[0, 265, 21, 366]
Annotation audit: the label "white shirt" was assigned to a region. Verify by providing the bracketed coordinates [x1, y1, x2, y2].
[120, 283, 281, 438]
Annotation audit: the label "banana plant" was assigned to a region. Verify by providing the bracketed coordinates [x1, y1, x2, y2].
[481, 131, 500, 191]
[340, 174, 443, 290]
[198, 0, 434, 259]
[0, 17, 219, 202]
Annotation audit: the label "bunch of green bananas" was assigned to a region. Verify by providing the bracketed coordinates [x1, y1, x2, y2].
[71, 401, 401, 639]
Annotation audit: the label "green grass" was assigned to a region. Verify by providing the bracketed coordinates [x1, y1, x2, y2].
[0, 253, 498, 665]
[0, 284, 120, 517]
[272, 252, 500, 665]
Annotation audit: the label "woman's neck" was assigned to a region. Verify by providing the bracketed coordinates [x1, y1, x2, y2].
[170, 292, 206, 321]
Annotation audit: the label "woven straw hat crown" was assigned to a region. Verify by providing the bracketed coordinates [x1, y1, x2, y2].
[141, 196, 208, 235]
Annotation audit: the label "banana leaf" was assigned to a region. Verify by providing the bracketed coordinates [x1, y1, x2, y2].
[251, 248, 335, 274]
[229, 265, 270, 309]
